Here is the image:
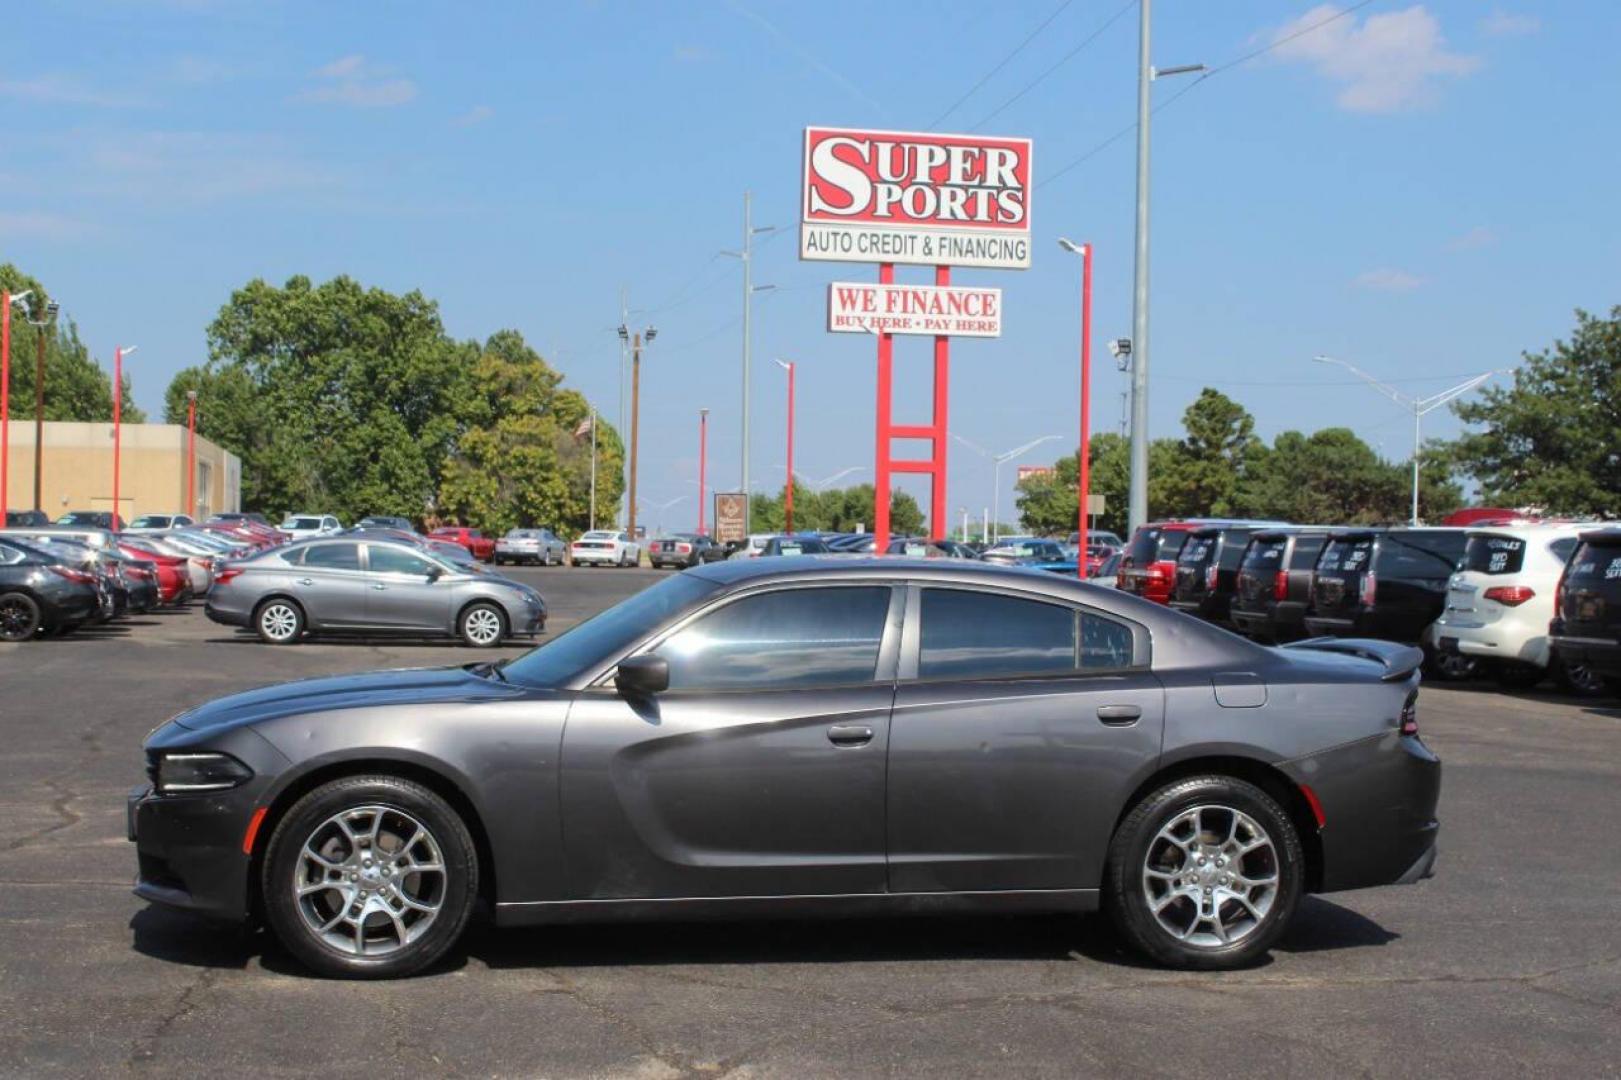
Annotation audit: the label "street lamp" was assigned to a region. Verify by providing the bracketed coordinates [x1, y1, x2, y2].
[22, 296, 59, 513]
[720, 190, 778, 533]
[185, 390, 198, 518]
[625, 326, 656, 542]
[1312, 355, 1497, 525]
[952, 432, 1061, 543]
[697, 408, 709, 536]
[1, 289, 35, 516]
[1058, 237, 1094, 577]
[111, 345, 138, 528]
[1127, 0, 1205, 533]
[774, 358, 796, 532]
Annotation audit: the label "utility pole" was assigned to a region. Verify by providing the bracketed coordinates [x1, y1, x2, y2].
[618, 289, 629, 527]
[111, 345, 137, 528]
[185, 390, 197, 518]
[698, 408, 708, 536]
[627, 333, 642, 543]
[589, 406, 598, 531]
[27, 299, 58, 512]
[741, 192, 753, 527]
[774, 359, 795, 533]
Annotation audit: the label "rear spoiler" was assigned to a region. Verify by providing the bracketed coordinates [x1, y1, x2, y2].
[1282, 637, 1424, 682]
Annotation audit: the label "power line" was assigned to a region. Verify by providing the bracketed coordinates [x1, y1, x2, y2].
[970, 0, 1137, 132]
[1038, 0, 1378, 188]
[927, 0, 1079, 129]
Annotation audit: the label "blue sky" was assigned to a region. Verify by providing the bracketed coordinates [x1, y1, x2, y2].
[3, 1, 1616, 529]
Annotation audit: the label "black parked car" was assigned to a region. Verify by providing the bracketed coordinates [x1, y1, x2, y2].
[1169, 526, 1260, 625]
[648, 534, 724, 569]
[1548, 528, 1621, 694]
[5, 509, 50, 527]
[1229, 529, 1332, 643]
[1304, 528, 1468, 653]
[56, 509, 124, 530]
[0, 537, 102, 639]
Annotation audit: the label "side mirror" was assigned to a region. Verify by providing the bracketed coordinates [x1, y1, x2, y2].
[615, 654, 669, 697]
[426, 565, 444, 582]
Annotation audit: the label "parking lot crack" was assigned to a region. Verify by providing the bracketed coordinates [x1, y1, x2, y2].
[128, 967, 217, 1068]
[1, 778, 83, 852]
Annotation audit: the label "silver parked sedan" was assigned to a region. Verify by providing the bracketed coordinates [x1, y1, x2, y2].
[494, 528, 566, 566]
[204, 538, 546, 647]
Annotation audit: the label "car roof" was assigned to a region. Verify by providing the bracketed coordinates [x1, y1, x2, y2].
[688, 554, 1067, 590]
[1465, 521, 1600, 538]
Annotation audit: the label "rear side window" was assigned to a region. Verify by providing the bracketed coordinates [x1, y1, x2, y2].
[658, 586, 891, 690]
[1289, 535, 1327, 568]
[1217, 531, 1252, 569]
[1566, 542, 1621, 584]
[303, 543, 361, 571]
[1320, 537, 1374, 574]
[918, 589, 1135, 678]
[1126, 528, 1164, 563]
[1463, 534, 1525, 575]
[1177, 535, 1217, 566]
[1379, 536, 1462, 577]
[1242, 537, 1288, 570]
[1550, 538, 1579, 564]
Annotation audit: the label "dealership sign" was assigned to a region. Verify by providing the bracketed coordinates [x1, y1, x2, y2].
[827, 282, 1002, 338]
[712, 493, 748, 545]
[800, 127, 1032, 270]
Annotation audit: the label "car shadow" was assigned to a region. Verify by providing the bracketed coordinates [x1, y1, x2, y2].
[205, 633, 538, 650]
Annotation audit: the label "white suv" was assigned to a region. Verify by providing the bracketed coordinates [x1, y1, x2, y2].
[1426, 522, 1600, 692]
[279, 514, 342, 540]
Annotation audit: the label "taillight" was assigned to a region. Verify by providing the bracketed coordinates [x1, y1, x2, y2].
[1483, 585, 1535, 607]
[214, 567, 244, 586]
[50, 565, 96, 585]
[1359, 570, 1378, 608]
[1399, 692, 1419, 737]
[1273, 570, 1289, 601]
[677, 544, 692, 553]
[1205, 564, 1219, 591]
[1554, 572, 1568, 615]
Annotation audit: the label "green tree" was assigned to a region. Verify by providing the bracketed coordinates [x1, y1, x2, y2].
[1159, 388, 1262, 517]
[0, 264, 143, 422]
[749, 482, 922, 536]
[1445, 306, 1621, 515]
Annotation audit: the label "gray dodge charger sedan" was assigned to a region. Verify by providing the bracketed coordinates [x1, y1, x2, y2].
[204, 537, 545, 647]
[134, 557, 1439, 978]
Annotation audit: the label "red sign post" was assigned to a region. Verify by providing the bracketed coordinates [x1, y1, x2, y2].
[802, 127, 1032, 551]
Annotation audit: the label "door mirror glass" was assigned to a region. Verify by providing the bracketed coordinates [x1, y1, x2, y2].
[615, 654, 669, 697]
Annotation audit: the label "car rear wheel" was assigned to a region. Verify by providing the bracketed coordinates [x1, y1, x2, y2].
[261, 775, 478, 979]
[1105, 776, 1303, 969]
[1554, 654, 1606, 697]
[0, 592, 42, 641]
[254, 599, 305, 645]
[459, 602, 506, 648]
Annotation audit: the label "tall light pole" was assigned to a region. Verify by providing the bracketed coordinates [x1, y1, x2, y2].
[952, 432, 1061, 543]
[1128, 0, 1204, 533]
[27, 299, 59, 513]
[1, 289, 34, 517]
[111, 345, 137, 528]
[722, 192, 775, 533]
[185, 390, 198, 518]
[625, 327, 656, 543]
[1059, 237, 1094, 577]
[589, 406, 599, 531]
[1312, 356, 1497, 525]
[697, 408, 708, 536]
[774, 358, 796, 533]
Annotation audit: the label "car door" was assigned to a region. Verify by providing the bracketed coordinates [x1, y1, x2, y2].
[363, 543, 452, 630]
[887, 584, 1164, 893]
[560, 582, 903, 900]
[292, 542, 370, 627]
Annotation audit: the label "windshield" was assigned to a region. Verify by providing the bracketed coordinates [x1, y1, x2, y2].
[284, 517, 324, 530]
[130, 516, 169, 528]
[504, 573, 719, 687]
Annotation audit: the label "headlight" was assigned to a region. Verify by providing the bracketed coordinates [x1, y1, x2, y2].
[154, 752, 253, 794]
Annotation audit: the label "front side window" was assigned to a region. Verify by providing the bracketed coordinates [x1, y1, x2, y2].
[367, 545, 435, 576]
[656, 586, 891, 690]
[918, 589, 1135, 679]
[302, 543, 361, 571]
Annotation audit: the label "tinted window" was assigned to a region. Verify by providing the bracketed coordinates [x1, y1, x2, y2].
[285, 517, 323, 530]
[1463, 534, 1525, 576]
[1289, 534, 1327, 568]
[1242, 537, 1288, 570]
[0, 545, 22, 565]
[658, 587, 890, 690]
[506, 574, 718, 687]
[1379, 536, 1461, 578]
[1320, 537, 1374, 575]
[303, 543, 361, 570]
[1550, 537, 1578, 564]
[919, 589, 1134, 679]
[1178, 535, 1217, 566]
[1566, 541, 1621, 584]
[368, 545, 435, 576]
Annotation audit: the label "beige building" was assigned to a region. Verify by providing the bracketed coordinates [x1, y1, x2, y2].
[4, 421, 240, 521]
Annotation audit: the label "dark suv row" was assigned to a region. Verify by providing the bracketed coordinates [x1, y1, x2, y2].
[1549, 529, 1621, 694]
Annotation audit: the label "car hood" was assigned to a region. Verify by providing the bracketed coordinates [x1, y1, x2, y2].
[169, 665, 524, 732]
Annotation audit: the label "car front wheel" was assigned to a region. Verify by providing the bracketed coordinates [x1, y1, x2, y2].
[1105, 776, 1303, 969]
[260, 775, 478, 979]
[458, 602, 506, 648]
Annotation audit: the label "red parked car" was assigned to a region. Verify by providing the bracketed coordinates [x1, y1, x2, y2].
[116, 541, 191, 606]
[429, 526, 495, 562]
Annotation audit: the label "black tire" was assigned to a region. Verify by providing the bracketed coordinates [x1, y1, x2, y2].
[253, 598, 305, 645]
[260, 774, 478, 979]
[458, 601, 506, 648]
[1494, 662, 1544, 691]
[1554, 653, 1606, 697]
[1104, 775, 1303, 970]
[1426, 648, 1479, 682]
[0, 591, 43, 642]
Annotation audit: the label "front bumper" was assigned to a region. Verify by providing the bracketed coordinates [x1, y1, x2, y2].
[129, 781, 262, 922]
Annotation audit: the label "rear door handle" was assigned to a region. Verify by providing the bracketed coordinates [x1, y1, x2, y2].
[1097, 704, 1142, 725]
[827, 724, 875, 747]
[371, 583, 388, 591]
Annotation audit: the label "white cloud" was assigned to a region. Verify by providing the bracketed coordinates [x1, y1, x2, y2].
[452, 104, 494, 127]
[1269, 4, 1481, 113]
[0, 211, 96, 240]
[298, 55, 416, 108]
[0, 74, 146, 108]
[73, 131, 337, 202]
[1447, 226, 1497, 251]
[169, 55, 238, 85]
[1481, 10, 1540, 37]
[1354, 268, 1427, 292]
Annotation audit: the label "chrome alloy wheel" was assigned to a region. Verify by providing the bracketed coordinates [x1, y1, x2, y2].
[1142, 804, 1279, 948]
[463, 607, 503, 645]
[294, 805, 446, 957]
[259, 602, 299, 642]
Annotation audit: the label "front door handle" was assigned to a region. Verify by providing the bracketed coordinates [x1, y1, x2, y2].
[296, 578, 313, 586]
[1097, 704, 1142, 725]
[371, 583, 388, 591]
[827, 724, 875, 747]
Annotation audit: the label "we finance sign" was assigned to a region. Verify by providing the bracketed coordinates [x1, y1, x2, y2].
[800, 127, 1032, 270]
[827, 282, 1002, 338]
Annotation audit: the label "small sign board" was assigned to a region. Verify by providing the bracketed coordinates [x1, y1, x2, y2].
[1016, 465, 1055, 483]
[800, 127, 1032, 270]
[713, 493, 748, 545]
[1086, 493, 1106, 516]
[827, 282, 1001, 338]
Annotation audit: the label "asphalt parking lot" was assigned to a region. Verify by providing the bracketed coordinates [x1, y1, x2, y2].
[1, 564, 1617, 1077]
